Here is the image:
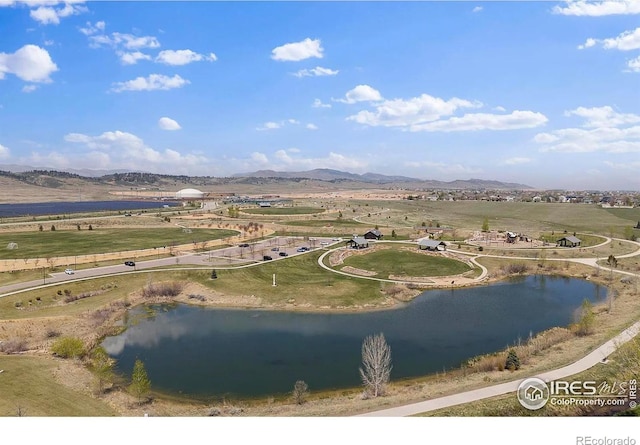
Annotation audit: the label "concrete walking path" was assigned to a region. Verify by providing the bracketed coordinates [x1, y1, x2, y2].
[357, 320, 640, 416]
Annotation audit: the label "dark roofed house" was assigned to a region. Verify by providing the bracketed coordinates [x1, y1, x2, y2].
[364, 229, 383, 240]
[418, 239, 447, 251]
[346, 237, 369, 249]
[557, 236, 581, 248]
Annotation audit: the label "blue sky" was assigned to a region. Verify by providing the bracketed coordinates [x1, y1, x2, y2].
[0, 1, 639, 190]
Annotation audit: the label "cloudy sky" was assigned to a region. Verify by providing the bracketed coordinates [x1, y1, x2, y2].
[0, 0, 639, 190]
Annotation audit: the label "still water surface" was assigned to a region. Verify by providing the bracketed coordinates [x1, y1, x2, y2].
[102, 275, 603, 399]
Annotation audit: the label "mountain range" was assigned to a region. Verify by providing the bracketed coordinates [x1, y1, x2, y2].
[0, 164, 533, 190]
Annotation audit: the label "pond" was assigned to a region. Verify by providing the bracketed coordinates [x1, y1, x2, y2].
[102, 275, 604, 400]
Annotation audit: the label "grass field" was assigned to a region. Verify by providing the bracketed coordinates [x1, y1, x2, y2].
[185, 252, 386, 307]
[342, 249, 472, 278]
[282, 219, 368, 228]
[0, 355, 117, 416]
[0, 228, 239, 259]
[351, 201, 640, 237]
[240, 207, 325, 215]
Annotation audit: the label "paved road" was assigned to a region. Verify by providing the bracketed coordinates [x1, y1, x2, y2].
[0, 236, 341, 297]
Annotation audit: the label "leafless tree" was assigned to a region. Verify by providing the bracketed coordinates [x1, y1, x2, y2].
[359, 332, 392, 398]
[292, 380, 309, 405]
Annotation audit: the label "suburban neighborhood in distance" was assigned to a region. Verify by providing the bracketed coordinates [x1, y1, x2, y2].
[0, 0, 639, 443]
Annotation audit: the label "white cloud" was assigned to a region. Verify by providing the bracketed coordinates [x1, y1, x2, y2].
[158, 117, 181, 131]
[536, 106, 640, 153]
[312, 98, 331, 108]
[493, 106, 506, 112]
[628, 55, 640, 72]
[79, 20, 105, 36]
[336, 84, 383, 104]
[271, 38, 323, 62]
[410, 110, 548, 132]
[240, 150, 367, 172]
[347, 93, 481, 127]
[501, 157, 532, 165]
[110, 74, 189, 93]
[580, 27, 640, 51]
[306, 123, 318, 130]
[578, 38, 597, 50]
[29, 2, 86, 25]
[64, 130, 207, 169]
[0, 143, 10, 159]
[155, 49, 217, 66]
[256, 121, 282, 131]
[564, 106, 640, 127]
[251, 152, 269, 164]
[22, 84, 38, 93]
[90, 32, 160, 50]
[552, 0, 640, 16]
[472, 6, 483, 13]
[117, 51, 151, 65]
[256, 119, 302, 131]
[0, 44, 58, 83]
[293, 66, 339, 77]
[43, 39, 54, 46]
[604, 160, 640, 171]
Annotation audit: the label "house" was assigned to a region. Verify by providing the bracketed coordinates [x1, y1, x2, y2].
[258, 202, 272, 208]
[363, 229, 383, 240]
[557, 236, 581, 248]
[346, 237, 369, 249]
[525, 385, 545, 402]
[418, 239, 447, 251]
[505, 232, 518, 243]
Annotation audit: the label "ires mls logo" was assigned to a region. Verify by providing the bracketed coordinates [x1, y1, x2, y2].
[517, 377, 550, 410]
[517, 377, 634, 411]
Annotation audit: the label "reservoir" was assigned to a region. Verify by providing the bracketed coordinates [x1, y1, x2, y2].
[102, 275, 603, 400]
[0, 200, 181, 218]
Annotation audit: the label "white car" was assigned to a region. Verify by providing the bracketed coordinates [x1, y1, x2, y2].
[64, 268, 74, 275]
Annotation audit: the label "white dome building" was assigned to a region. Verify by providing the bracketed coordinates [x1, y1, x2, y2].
[175, 188, 205, 199]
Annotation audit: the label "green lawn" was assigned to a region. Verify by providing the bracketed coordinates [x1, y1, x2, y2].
[0, 355, 117, 416]
[538, 232, 605, 247]
[0, 228, 239, 259]
[283, 219, 368, 227]
[241, 207, 325, 215]
[342, 248, 472, 278]
[186, 252, 386, 307]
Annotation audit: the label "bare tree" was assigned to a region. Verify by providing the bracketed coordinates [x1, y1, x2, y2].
[359, 333, 392, 398]
[292, 380, 309, 405]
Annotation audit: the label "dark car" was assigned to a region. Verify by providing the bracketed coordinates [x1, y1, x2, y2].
[238, 243, 250, 248]
[278, 252, 288, 257]
[124, 261, 135, 267]
[263, 255, 273, 261]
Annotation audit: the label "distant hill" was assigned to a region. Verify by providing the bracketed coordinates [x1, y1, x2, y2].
[232, 169, 532, 190]
[0, 165, 533, 193]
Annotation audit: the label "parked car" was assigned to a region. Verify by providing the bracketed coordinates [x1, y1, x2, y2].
[271, 247, 279, 252]
[64, 268, 74, 275]
[296, 247, 309, 252]
[124, 261, 135, 267]
[238, 243, 250, 248]
[278, 252, 288, 257]
[263, 255, 273, 261]
[320, 241, 330, 246]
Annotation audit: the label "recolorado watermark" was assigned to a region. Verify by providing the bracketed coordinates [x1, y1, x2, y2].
[575, 437, 636, 445]
[517, 377, 637, 411]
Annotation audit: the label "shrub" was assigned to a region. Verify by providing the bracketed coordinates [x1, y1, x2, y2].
[51, 337, 85, 358]
[292, 380, 309, 405]
[505, 350, 521, 371]
[503, 263, 529, 275]
[0, 338, 28, 354]
[142, 281, 184, 298]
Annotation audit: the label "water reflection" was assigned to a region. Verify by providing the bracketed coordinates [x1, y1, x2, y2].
[102, 275, 603, 399]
